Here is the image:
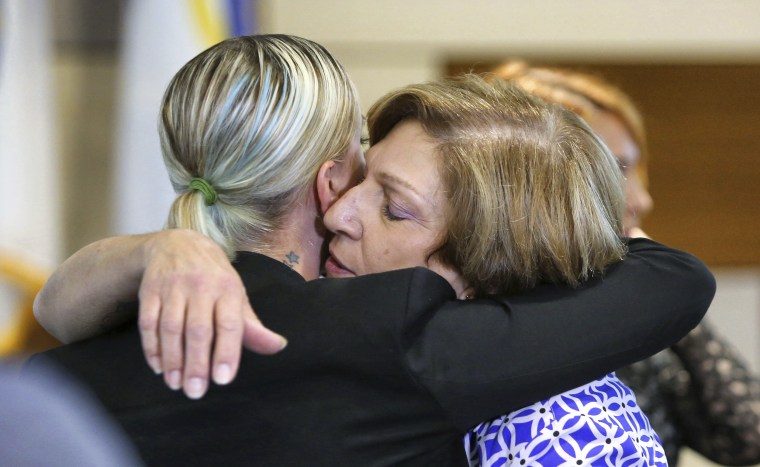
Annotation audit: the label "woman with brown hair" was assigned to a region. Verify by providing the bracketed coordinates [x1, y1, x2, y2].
[324, 75, 666, 465]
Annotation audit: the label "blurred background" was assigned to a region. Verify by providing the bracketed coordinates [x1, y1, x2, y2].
[1, 1, 759, 464]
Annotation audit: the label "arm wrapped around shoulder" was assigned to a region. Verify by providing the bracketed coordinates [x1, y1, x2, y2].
[404, 237, 715, 431]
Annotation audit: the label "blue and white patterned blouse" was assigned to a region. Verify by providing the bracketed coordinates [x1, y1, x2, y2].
[465, 373, 667, 466]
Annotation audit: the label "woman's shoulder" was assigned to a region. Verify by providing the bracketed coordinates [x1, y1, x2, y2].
[469, 373, 667, 466]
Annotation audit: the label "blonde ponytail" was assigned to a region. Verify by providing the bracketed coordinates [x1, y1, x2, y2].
[159, 35, 361, 258]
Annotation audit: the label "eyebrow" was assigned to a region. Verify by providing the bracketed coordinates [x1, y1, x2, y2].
[376, 171, 436, 207]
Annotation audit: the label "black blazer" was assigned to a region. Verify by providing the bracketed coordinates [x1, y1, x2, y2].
[30, 238, 714, 467]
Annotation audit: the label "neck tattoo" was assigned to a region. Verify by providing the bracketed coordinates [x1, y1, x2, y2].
[283, 251, 300, 269]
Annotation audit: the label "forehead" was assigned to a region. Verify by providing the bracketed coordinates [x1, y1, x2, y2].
[586, 109, 639, 165]
[366, 120, 444, 203]
[366, 120, 438, 168]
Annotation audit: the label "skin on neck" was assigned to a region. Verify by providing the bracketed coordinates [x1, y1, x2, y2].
[236, 145, 364, 281]
[239, 189, 325, 281]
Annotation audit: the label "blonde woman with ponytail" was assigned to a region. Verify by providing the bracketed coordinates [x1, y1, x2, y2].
[37, 34, 365, 392]
[161, 34, 363, 267]
[33, 36, 713, 465]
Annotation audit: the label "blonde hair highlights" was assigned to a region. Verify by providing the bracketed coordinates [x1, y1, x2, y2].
[160, 35, 361, 257]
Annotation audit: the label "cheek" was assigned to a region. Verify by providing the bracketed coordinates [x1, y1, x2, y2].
[363, 231, 403, 271]
[363, 230, 430, 273]
[624, 177, 637, 202]
[346, 161, 364, 191]
[625, 173, 646, 202]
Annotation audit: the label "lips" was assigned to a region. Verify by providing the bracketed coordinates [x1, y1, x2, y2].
[325, 252, 355, 278]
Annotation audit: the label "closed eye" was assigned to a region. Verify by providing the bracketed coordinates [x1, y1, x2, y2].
[382, 205, 405, 221]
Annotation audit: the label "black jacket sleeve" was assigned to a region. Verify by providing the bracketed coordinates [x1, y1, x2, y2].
[403, 238, 716, 431]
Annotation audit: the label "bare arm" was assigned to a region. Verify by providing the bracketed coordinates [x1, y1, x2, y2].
[34, 233, 151, 343]
[33, 229, 286, 399]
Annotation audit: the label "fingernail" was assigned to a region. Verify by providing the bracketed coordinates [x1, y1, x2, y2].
[167, 370, 182, 390]
[149, 357, 162, 374]
[279, 337, 288, 350]
[185, 377, 207, 400]
[214, 364, 232, 385]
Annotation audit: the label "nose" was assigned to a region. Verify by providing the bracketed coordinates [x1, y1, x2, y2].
[323, 185, 363, 240]
[625, 172, 654, 221]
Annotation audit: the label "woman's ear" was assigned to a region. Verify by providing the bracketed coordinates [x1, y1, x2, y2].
[315, 160, 340, 216]
[427, 256, 473, 300]
[316, 157, 360, 216]
[458, 286, 476, 300]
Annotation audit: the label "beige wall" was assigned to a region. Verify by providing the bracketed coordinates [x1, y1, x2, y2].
[259, 0, 760, 110]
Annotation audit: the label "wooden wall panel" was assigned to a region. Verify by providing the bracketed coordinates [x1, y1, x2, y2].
[447, 62, 760, 266]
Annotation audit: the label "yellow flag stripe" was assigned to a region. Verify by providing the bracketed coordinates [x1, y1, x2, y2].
[0, 255, 48, 356]
[189, 0, 230, 46]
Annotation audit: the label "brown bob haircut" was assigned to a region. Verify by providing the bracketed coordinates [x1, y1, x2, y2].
[367, 75, 626, 295]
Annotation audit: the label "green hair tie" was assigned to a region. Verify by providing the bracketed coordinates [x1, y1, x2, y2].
[188, 177, 218, 206]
